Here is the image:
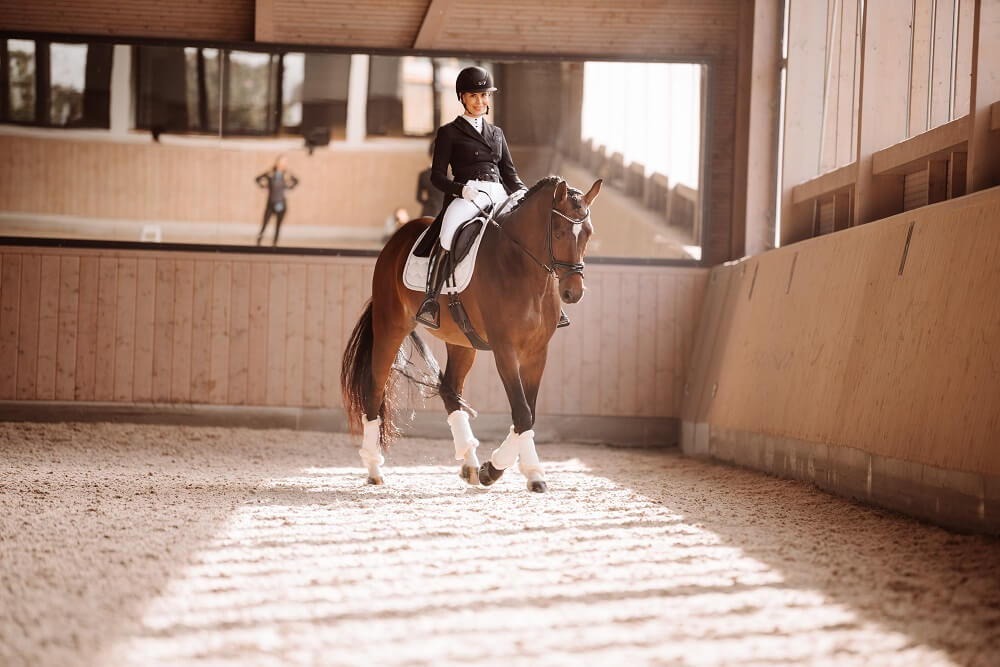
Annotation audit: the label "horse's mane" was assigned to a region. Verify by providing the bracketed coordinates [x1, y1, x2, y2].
[505, 175, 584, 216]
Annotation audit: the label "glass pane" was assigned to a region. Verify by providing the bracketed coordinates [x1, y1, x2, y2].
[282, 53, 304, 129]
[225, 50, 278, 135]
[7, 39, 35, 122]
[49, 42, 87, 126]
[182, 47, 221, 132]
[300, 53, 350, 141]
[402, 56, 433, 135]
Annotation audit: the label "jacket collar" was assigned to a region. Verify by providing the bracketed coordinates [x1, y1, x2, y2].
[452, 115, 494, 151]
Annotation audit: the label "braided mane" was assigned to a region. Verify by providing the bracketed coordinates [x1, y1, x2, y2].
[506, 175, 583, 215]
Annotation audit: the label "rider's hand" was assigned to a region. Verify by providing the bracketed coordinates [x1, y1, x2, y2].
[461, 185, 478, 202]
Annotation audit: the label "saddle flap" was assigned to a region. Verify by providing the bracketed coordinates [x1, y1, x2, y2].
[452, 219, 483, 265]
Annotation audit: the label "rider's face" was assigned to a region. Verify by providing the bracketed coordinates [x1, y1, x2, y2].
[461, 92, 491, 116]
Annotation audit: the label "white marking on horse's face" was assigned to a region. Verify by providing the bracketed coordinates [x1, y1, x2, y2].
[572, 222, 582, 241]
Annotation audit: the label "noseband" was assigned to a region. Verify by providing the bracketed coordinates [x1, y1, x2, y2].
[493, 195, 589, 282]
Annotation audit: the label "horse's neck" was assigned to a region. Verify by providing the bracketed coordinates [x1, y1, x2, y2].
[498, 191, 549, 260]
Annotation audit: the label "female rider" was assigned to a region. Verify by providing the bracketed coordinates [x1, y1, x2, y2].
[415, 66, 526, 329]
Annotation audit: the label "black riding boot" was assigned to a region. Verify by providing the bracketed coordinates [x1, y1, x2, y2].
[415, 245, 450, 329]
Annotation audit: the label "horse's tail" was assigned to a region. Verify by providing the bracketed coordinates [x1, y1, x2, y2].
[340, 300, 383, 437]
[341, 300, 476, 445]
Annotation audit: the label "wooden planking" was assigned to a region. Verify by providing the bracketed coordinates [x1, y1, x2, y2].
[321, 264, 345, 409]
[152, 259, 175, 403]
[247, 262, 270, 406]
[228, 262, 251, 405]
[209, 262, 232, 404]
[73, 256, 100, 401]
[132, 258, 156, 402]
[284, 264, 306, 408]
[303, 264, 326, 408]
[189, 262, 213, 404]
[35, 256, 61, 400]
[94, 258, 117, 401]
[687, 187, 1000, 475]
[598, 272, 621, 416]
[112, 258, 137, 402]
[171, 261, 194, 403]
[0, 245, 707, 420]
[55, 257, 80, 401]
[929, 0, 956, 128]
[266, 263, 289, 406]
[617, 273, 640, 415]
[0, 255, 21, 399]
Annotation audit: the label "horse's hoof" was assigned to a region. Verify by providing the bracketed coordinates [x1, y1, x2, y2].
[478, 461, 504, 487]
[459, 464, 480, 486]
[528, 480, 548, 493]
[367, 476, 384, 486]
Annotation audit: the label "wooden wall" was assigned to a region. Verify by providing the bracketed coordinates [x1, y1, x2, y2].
[0, 243, 708, 419]
[0, 134, 427, 232]
[682, 185, 1000, 476]
[0, 0, 254, 41]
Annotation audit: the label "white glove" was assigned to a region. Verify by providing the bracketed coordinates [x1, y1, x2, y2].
[514, 187, 528, 201]
[461, 184, 478, 202]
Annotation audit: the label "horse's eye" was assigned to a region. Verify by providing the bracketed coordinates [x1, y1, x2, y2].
[553, 230, 564, 240]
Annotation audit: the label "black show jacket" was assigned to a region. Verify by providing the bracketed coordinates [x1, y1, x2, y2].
[430, 117, 526, 203]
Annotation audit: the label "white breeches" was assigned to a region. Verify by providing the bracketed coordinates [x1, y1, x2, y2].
[440, 180, 508, 250]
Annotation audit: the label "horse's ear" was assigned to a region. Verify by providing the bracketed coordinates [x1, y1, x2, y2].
[583, 179, 603, 206]
[554, 180, 568, 203]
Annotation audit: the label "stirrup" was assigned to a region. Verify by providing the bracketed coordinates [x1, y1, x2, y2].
[557, 309, 571, 328]
[415, 299, 441, 329]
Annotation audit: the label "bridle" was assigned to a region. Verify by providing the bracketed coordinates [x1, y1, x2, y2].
[486, 190, 590, 282]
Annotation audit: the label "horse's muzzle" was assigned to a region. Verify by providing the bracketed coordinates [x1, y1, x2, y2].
[559, 274, 585, 304]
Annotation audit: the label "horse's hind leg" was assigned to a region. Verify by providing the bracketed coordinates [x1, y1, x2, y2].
[442, 344, 480, 485]
[360, 303, 412, 485]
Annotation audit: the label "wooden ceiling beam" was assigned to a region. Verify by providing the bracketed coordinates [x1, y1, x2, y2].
[412, 0, 453, 50]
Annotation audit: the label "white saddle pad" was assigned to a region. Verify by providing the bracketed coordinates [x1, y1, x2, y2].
[403, 219, 490, 294]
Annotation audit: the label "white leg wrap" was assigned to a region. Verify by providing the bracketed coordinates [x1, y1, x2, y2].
[491, 426, 531, 470]
[517, 430, 544, 479]
[447, 410, 479, 461]
[358, 415, 384, 470]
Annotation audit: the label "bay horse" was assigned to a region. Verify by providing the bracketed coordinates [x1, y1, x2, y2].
[341, 176, 601, 492]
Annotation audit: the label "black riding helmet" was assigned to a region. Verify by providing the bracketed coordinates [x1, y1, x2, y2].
[455, 66, 497, 100]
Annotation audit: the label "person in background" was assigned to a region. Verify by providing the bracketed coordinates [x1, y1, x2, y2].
[255, 155, 299, 246]
[383, 206, 410, 243]
[415, 141, 444, 218]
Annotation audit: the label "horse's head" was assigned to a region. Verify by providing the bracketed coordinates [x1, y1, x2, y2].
[550, 178, 601, 304]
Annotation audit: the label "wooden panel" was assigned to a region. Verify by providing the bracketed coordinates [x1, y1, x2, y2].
[904, 169, 930, 211]
[909, 0, 933, 136]
[94, 257, 117, 401]
[929, 0, 956, 128]
[55, 257, 80, 401]
[171, 260, 194, 402]
[321, 265, 345, 409]
[284, 264, 306, 408]
[228, 262, 251, 405]
[35, 256, 61, 401]
[579, 272, 603, 416]
[132, 258, 156, 402]
[113, 258, 137, 402]
[265, 263, 288, 405]
[836, 0, 860, 166]
[0, 255, 21, 399]
[189, 262, 213, 404]
[152, 260, 175, 403]
[654, 274, 677, 416]
[617, 273, 640, 415]
[75, 257, 99, 401]
[209, 262, 231, 404]
[687, 187, 1000, 476]
[598, 272, 621, 415]
[952, 0, 975, 118]
[247, 262, 270, 406]
[635, 275, 658, 417]
[0, 0, 255, 41]
[303, 264, 326, 408]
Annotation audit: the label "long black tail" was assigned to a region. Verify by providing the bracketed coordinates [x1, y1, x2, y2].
[340, 301, 474, 447]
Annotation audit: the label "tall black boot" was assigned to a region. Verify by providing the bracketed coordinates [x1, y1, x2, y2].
[415, 245, 450, 329]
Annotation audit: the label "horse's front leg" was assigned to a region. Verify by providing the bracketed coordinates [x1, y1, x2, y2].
[442, 344, 480, 486]
[479, 344, 548, 493]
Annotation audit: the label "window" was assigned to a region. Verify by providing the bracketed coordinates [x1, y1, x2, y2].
[2, 39, 111, 127]
[136, 47, 346, 139]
